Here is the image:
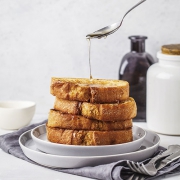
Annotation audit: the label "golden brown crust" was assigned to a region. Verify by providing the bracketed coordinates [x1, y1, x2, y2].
[46, 125, 133, 146]
[81, 97, 137, 121]
[50, 77, 129, 103]
[162, 44, 180, 55]
[48, 109, 133, 130]
[54, 98, 80, 115]
[82, 97, 137, 121]
[54, 97, 136, 121]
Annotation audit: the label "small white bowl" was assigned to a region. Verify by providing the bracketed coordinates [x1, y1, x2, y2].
[0, 101, 36, 130]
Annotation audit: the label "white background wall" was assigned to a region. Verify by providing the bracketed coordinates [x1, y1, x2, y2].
[0, 0, 180, 115]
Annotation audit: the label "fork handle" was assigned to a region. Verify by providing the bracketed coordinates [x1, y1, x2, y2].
[157, 150, 180, 170]
[148, 145, 180, 164]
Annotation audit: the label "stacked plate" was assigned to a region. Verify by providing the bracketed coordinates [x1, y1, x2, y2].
[19, 124, 160, 168]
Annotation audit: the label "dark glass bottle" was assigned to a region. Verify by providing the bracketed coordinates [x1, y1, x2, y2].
[119, 36, 154, 121]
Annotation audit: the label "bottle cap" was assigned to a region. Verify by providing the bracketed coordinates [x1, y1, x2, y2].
[161, 44, 180, 55]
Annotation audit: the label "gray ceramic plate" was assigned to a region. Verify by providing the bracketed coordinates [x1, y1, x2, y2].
[31, 124, 146, 156]
[19, 128, 160, 168]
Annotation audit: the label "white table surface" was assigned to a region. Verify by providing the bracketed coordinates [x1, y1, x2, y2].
[0, 114, 180, 180]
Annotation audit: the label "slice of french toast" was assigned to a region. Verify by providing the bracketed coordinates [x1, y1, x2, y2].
[54, 98, 81, 115]
[48, 109, 132, 131]
[46, 124, 133, 146]
[50, 77, 129, 103]
[54, 97, 137, 121]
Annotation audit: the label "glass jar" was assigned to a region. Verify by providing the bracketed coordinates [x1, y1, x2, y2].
[119, 36, 154, 121]
[147, 51, 180, 135]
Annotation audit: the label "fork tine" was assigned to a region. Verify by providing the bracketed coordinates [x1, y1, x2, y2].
[135, 174, 146, 180]
[127, 160, 150, 176]
[128, 173, 146, 180]
[128, 161, 143, 174]
[131, 161, 144, 174]
[141, 163, 150, 175]
[127, 174, 135, 180]
[127, 159, 158, 176]
[136, 162, 148, 175]
[127, 160, 138, 172]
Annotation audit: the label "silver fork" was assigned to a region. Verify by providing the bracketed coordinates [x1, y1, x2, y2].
[127, 174, 146, 180]
[127, 145, 180, 176]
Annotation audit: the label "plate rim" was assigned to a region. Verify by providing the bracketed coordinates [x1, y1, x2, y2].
[19, 128, 160, 168]
[19, 127, 160, 159]
[31, 124, 146, 149]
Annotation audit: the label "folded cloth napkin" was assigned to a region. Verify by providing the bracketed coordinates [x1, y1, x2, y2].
[1, 120, 180, 180]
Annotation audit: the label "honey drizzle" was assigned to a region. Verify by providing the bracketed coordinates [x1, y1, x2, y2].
[87, 38, 93, 79]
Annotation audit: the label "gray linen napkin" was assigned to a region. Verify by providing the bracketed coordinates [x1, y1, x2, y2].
[1, 120, 180, 180]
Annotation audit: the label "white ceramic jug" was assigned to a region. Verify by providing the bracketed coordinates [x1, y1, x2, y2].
[147, 51, 180, 135]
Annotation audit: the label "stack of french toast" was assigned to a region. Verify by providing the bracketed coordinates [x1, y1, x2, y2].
[46, 77, 137, 146]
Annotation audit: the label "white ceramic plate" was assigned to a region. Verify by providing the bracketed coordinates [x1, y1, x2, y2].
[31, 124, 146, 156]
[19, 128, 160, 168]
